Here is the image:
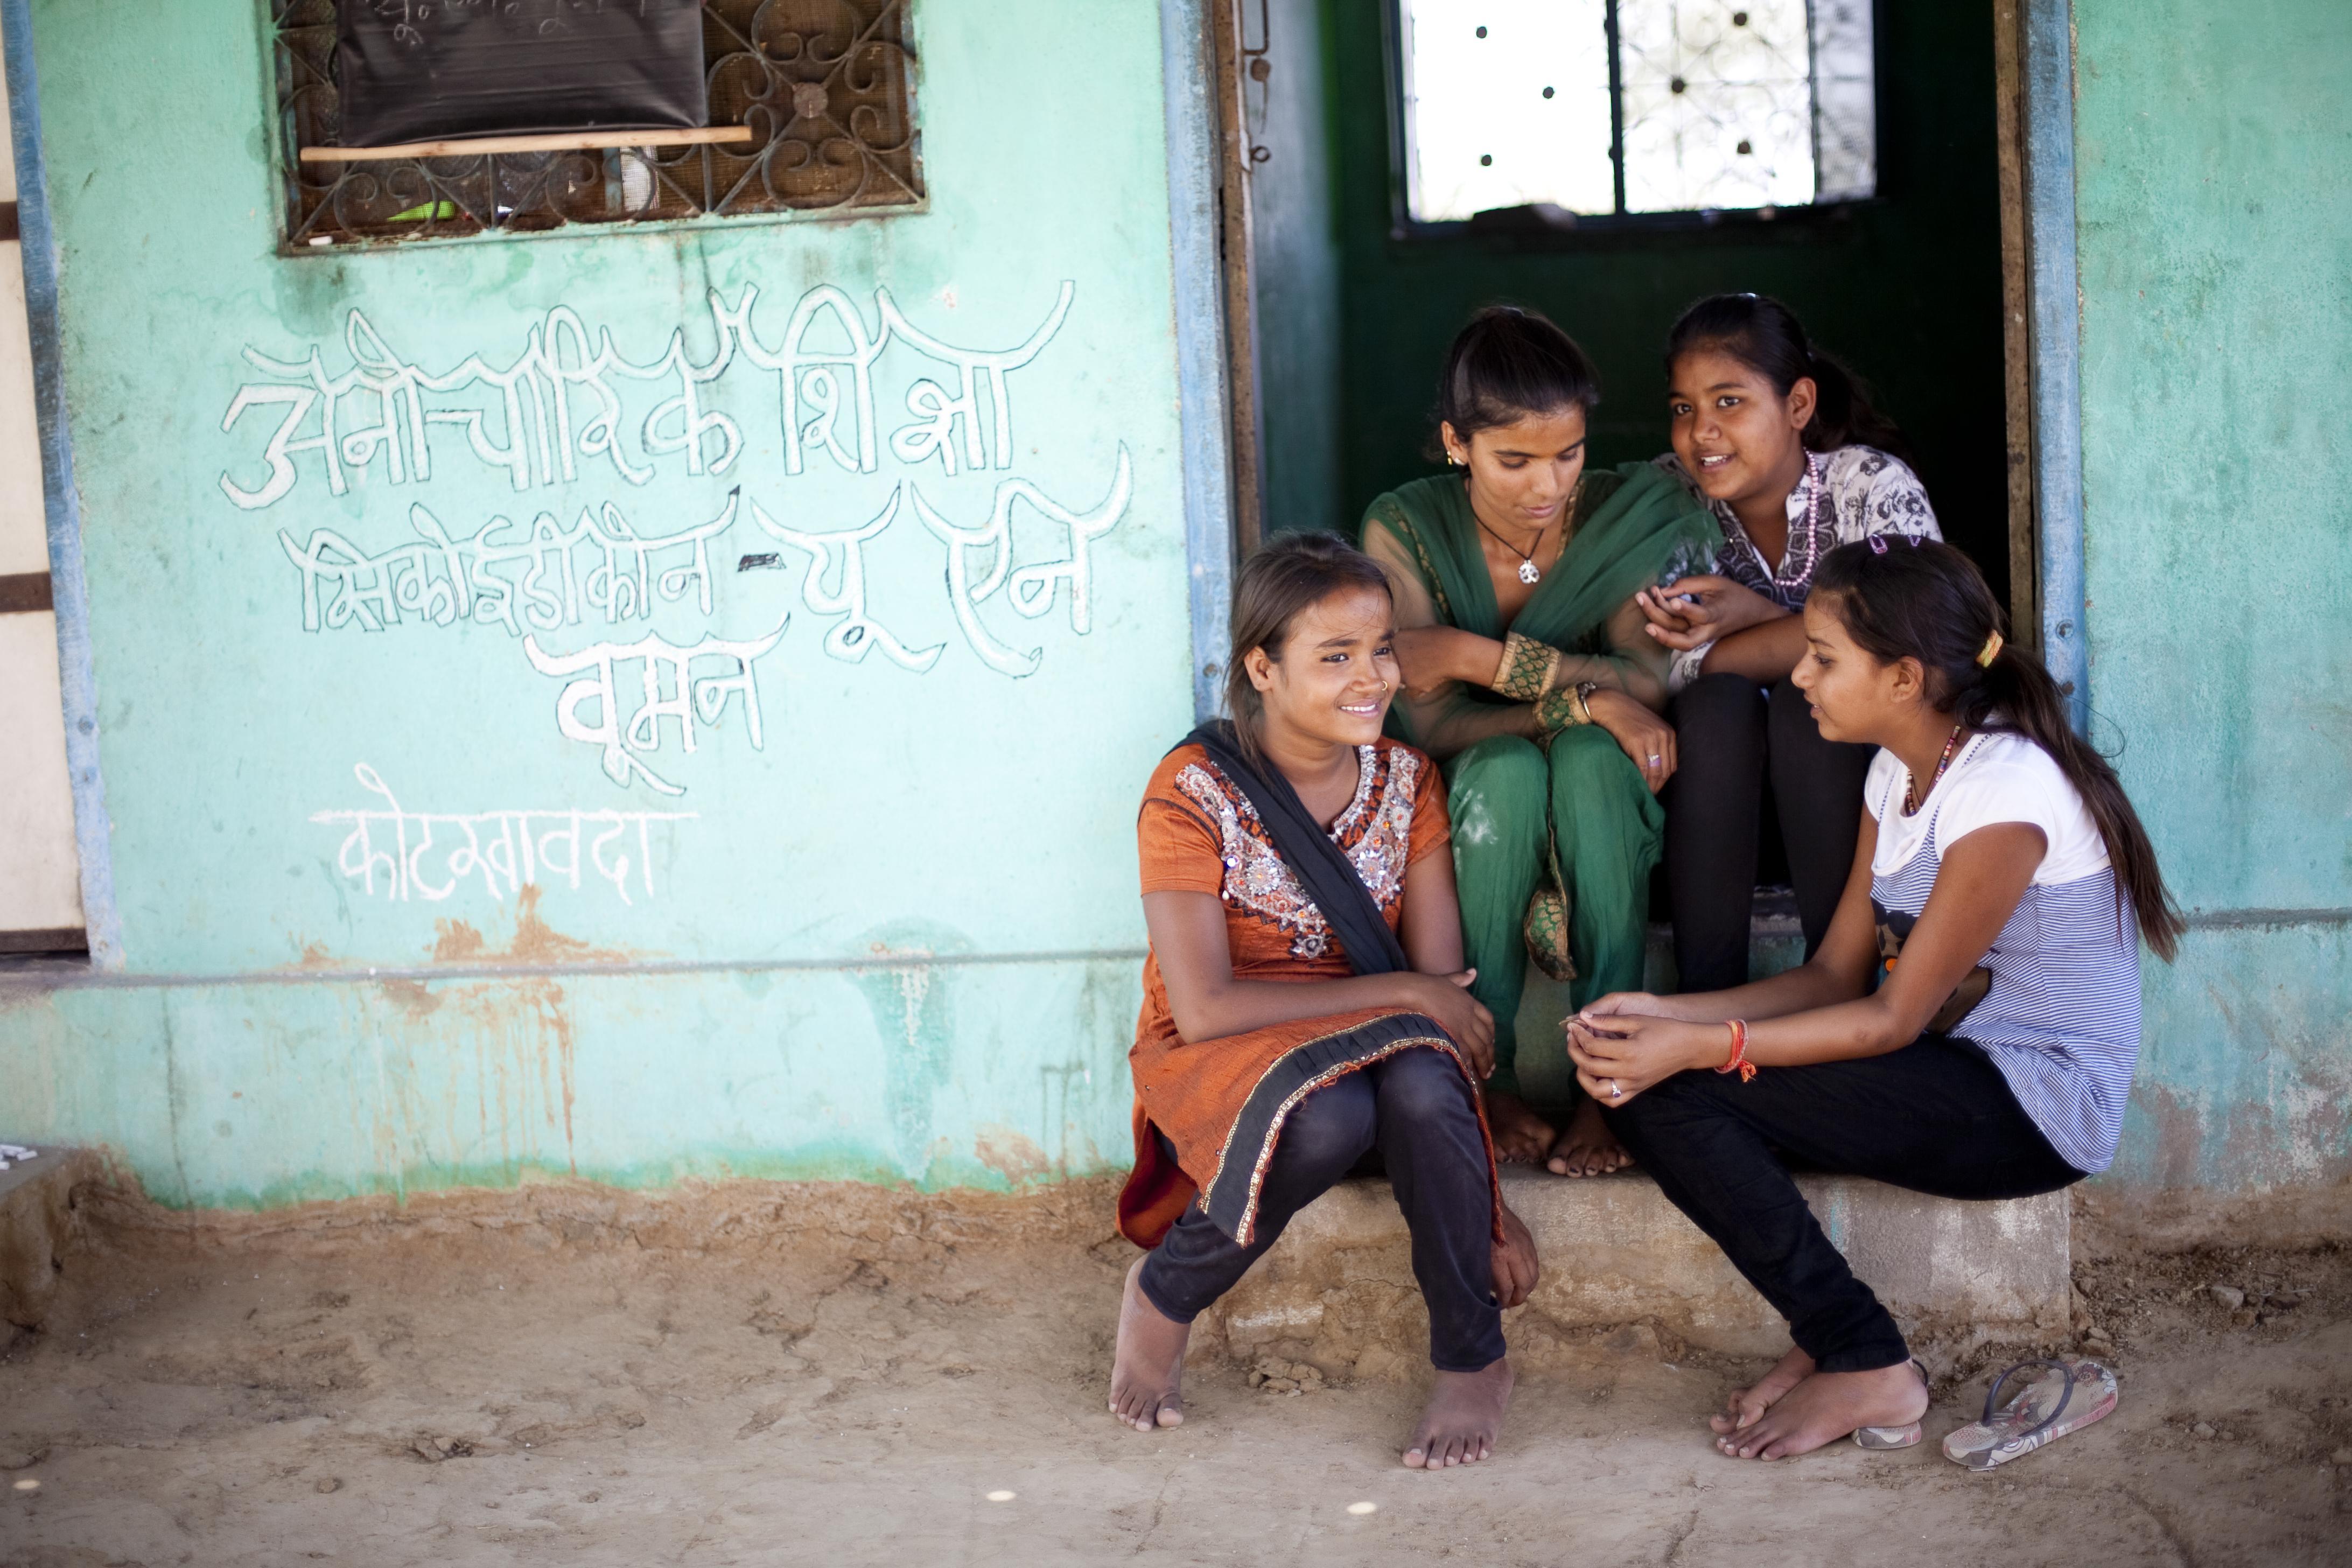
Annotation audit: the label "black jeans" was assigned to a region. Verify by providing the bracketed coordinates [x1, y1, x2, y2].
[1665, 673, 1877, 990]
[1136, 1046, 1505, 1373]
[1602, 1035, 2083, 1373]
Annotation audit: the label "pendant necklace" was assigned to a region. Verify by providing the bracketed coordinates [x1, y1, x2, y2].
[1903, 724, 1969, 816]
[1474, 514, 1550, 585]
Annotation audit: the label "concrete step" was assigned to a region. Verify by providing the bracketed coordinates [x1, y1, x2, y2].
[1192, 1165, 2070, 1378]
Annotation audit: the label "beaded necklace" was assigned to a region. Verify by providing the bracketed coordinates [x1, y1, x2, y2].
[1777, 449, 1827, 590]
[1903, 724, 1969, 816]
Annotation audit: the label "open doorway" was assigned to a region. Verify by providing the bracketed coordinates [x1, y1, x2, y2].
[1217, 0, 2031, 638]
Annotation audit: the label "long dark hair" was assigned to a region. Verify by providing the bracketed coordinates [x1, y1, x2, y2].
[1429, 304, 1601, 457]
[1224, 531, 1394, 767]
[1665, 292, 1913, 465]
[1811, 539, 2183, 960]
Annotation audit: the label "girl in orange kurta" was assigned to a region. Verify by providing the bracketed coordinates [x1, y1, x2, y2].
[1107, 533, 1537, 1472]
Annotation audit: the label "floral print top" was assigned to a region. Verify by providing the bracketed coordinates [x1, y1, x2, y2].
[1651, 444, 1940, 690]
[1163, 741, 1428, 961]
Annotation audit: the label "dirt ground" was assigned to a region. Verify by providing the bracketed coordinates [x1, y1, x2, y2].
[2, 1175, 2349, 1567]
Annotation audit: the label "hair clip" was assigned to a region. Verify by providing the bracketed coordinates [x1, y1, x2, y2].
[1868, 534, 1890, 555]
[1976, 630, 2004, 667]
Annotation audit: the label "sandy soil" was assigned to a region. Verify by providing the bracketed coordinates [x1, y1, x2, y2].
[2, 1176, 2349, 1567]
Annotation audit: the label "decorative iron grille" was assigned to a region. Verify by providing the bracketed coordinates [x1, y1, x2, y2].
[1398, 0, 1875, 224]
[271, 0, 922, 251]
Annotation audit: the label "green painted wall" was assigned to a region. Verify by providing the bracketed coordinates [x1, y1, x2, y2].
[2074, 0, 2352, 1195]
[6, 0, 2344, 1215]
[1306, 0, 2013, 598]
[0, 0, 1202, 1206]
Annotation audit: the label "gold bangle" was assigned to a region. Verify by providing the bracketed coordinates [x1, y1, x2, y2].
[1492, 632, 1562, 702]
[1535, 683, 1592, 736]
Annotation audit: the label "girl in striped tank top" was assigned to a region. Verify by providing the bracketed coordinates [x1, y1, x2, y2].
[1565, 538, 2182, 1461]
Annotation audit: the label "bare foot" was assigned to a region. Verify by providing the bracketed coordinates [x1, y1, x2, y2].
[1716, 1361, 1928, 1460]
[1484, 1091, 1556, 1165]
[1545, 1096, 1635, 1177]
[1709, 1345, 1815, 1437]
[1108, 1259, 1189, 1432]
[1402, 1358, 1514, 1469]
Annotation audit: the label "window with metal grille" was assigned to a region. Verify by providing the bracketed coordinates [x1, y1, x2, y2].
[1397, 1, 1874, 223]
[271, 0, 922, 252]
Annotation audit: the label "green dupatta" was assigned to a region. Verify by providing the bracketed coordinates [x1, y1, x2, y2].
[1364, 461, 1721, 752]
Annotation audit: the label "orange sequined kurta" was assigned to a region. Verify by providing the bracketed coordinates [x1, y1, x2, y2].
[1116, 738, 1502, 1249]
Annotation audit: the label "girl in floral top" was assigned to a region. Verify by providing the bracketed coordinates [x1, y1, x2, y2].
[1112, 533, 1538, 1469]
[1636, 294, 1941, 998]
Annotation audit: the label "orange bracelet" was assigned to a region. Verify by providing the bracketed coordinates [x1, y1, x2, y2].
[1716, 1019, 1756, 1082]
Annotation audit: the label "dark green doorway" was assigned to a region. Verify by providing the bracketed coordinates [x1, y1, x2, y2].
[1237, 0, 2017, 613]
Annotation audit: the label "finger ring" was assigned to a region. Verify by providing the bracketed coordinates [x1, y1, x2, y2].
[1608, 1079, 1622, 1098]
[1646, 754, 1662, 766]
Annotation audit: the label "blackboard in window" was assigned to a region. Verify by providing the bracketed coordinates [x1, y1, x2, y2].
[335, 0, 709, 148]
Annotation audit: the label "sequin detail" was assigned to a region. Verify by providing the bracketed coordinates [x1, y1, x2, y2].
[1171, 745, 1420, 960]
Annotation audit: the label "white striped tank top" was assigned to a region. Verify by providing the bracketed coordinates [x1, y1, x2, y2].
[1867, 731, 2142, 1174]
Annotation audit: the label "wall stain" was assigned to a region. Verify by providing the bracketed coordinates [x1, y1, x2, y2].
[426, 887, 643, 967]
[849, 922, 971, 1175]
[432, 921, 487, 963]
[974, 1124, 1051, 1184]
[377, 979, 442, 1021]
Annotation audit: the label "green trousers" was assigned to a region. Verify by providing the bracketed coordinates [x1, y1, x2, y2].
[1446, 728, 1664, 1097]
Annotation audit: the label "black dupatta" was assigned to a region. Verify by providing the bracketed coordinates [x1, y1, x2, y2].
[1178, 722, 1410, 976]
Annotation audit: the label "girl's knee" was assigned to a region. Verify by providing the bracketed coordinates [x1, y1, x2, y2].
[1545, 729, 1664, 843]
[1767, 675, 1826, 740]
[1375, 1047, 1478, 1125]
[1275, 1077, 1378, 1179]
[1451, 734, 1547, 795]
[1450, 737, 1550, 856]
[1677, 672, 1768, 733]
[1544, 723, 1638, 787]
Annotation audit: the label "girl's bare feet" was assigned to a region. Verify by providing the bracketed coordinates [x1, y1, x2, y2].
[1402, 1357, 1514, 1469]
[1483, 1090, 1555, 1164]
[1715, 1360, 1928, 1460]
[1108, 1259, 1189, 1432]
[1545, 1095, 1635, 1177]
[1709, 1346, 1815, 1437]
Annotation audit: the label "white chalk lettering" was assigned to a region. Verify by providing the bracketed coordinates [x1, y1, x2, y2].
[750, 487, 944, 672]
[221, 282, 1075, 507]
[279, 491, 737, 635]
[312, 762, 694, 906]
[908, 445, 1135, 678]
[523, 617, 788, 797]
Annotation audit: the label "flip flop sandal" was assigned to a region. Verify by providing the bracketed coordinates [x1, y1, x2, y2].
[1852, 1358, 1931, 1450]
[1941, 1357, 2118, 1472]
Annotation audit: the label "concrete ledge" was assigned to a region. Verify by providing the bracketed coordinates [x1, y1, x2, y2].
[1191, 1165, 2070, 1378]
[0, 1143, 99, 1349]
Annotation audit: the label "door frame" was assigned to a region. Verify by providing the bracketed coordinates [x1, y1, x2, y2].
[2010, 0, 2091, 733]
[4, 0, 114, 964]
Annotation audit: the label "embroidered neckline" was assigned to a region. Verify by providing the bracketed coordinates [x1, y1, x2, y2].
[1171, 744, 1421, 961]
[1326, 745, 1377, 841]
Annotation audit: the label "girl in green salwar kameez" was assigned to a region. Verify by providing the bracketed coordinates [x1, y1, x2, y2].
[1362, 307, 1719, 1177]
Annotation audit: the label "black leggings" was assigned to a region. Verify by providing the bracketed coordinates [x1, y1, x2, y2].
[1602, 1036, 2082, 1372]
[1665, 673, 1877, 990]
[1136, 1047, 1505, 1373]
